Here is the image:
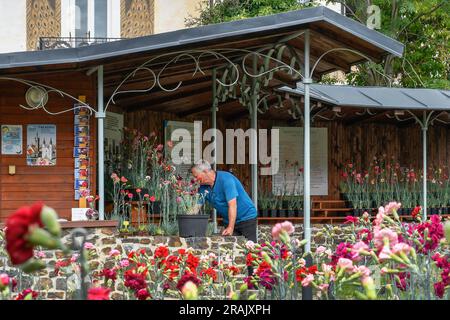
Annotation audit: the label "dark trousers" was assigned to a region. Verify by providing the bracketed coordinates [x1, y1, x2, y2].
[231, 218, 257, 242]
[230, 218, 257, 276]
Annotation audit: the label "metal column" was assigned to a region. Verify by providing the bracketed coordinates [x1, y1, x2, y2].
[303, 30, 312, 253]
[212, 69, 218, 233]
[422, 111, 428, 221]
[96, 65, 106, 220]
[251, 55, 258, 207]
[302, 30, 313, 300]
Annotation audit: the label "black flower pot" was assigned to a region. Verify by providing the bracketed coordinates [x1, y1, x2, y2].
[353, 208, 361, 217]
[297, 209, 304, 217]
[431, 208, 438, 215]
[177, 214, 209, 237]
[270, 209, 278, 217]
[287, 209, 295, 217]
[260, 209, 269, 217]
[278, 209, 288, 217]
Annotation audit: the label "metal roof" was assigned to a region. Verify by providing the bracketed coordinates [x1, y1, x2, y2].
[281, 84, 450, 111]
[0, 6, 403, 72]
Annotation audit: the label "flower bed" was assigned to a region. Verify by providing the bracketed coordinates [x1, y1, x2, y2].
[0, 202, 449, 300]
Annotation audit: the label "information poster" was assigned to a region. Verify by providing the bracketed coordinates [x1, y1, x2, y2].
[1, 125, 22, 155]
[74, 105, 91, 200]
[272, 127, 328, 195]
[164, 120, 202, 179]
[26, 124, 56, 166]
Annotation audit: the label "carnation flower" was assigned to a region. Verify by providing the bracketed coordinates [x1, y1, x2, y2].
[337, 258, 353, 271]
[374, 228, 398, 250]
[6, 202, 44, 265]
[108, 249, 121, 257]
[136, 288, 151, 300]
[15, 288, 39, 300]
[177, 273, 201, 292]
[391, 242, 412, 255]
[315, 246, 326, 255]
[87, 287, 110, 300]
[271, 221, 295, 240]
[301, 274, 314, 287]
[0, 274, 9, 289]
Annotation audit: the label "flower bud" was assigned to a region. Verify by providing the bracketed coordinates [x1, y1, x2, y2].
[261, 252, 273, 266]
[181, 281, 198, 300]
[239, 283, 248, 293]
[26, 227, 60, 249]
[40, 206, 61, 237]
[0, 273, 9, 290]
[362, 276, 376, 300]
[248, 293, 257, 300]
[21, 258, 46, 273]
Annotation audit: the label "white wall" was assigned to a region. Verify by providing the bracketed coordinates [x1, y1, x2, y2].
[0, 0, 27, 53]
[154, 0, 203, 34]
[318, 0, 342, 14]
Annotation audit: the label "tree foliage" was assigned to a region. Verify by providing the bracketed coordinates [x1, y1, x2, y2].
[186, 0, 449, 89]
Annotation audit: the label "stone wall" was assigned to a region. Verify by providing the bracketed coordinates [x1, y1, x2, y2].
[0, 223, 354, 300]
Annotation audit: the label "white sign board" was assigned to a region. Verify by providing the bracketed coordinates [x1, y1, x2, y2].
[272, 127, 328, 195]
[105, 111, 124, 154]
[71, 208, 89, 221]
[164, 120, 202, 179]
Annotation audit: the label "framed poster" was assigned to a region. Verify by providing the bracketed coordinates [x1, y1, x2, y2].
[26, 124, 57, 166]
[164, 120, 202, 179]
[1, 125, 22, 155]
[272, 127, 328, 196]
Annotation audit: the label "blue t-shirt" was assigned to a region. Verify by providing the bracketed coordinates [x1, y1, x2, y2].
[199, 171, 257, 225]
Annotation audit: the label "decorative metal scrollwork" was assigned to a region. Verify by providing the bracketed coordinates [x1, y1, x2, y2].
[0, 77, 96, 115]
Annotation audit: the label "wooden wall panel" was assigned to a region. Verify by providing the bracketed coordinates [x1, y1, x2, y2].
[0, 72, 96, 220]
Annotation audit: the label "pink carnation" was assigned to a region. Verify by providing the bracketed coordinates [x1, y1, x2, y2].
[109, 249, 121, 257]
[378, 245, 392, 261]
[384, 202, 401, 215]
[337, 258, 353, 271]
[374, 228, 398, 250]
[301, 274, 314, 287]
[392, 243, 412, 255]
[271, 221, 295, 240]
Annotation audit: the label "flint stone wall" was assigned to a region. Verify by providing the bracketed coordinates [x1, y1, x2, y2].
[0, 223, 354, 300]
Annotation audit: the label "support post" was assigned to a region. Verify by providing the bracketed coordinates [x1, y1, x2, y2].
[96, 65, 106, 220]
[302, 29, 312, 300]
[250, 55, 258, 207]
[211, 69, 218, 233]
[422, 111, 428, 221]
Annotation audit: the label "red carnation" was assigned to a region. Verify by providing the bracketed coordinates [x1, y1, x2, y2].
[15, 288, 39, 300]
[136, 288, 151, 300]
[88, 287, 110, 300]
[100, 268, 117, 282]
[200, 267, 217, 281]
[154, 246, 169, 259]
[176, 273, 201, 291]
[6, 202, 44, 265]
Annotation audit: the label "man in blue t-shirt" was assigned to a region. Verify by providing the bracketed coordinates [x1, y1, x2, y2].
[191, 159, 257, 242]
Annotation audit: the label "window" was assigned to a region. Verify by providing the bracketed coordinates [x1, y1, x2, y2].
[62, 0, 120, 43]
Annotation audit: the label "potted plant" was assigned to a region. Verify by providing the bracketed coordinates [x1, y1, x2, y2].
[286, 195, 299, 217]
[173, 176, 209, 237]
[268, 192, 279, 217]
[258, 190, 270, 217]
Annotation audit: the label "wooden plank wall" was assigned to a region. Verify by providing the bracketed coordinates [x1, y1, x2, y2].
[0, 72, 97, 220]
[125, 109, 450, 201]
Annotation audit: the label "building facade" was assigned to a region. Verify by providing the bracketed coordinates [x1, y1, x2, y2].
[0, 0, 204, 53]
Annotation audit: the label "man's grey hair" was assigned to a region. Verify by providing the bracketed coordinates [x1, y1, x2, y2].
[191, 159, 213, 172]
